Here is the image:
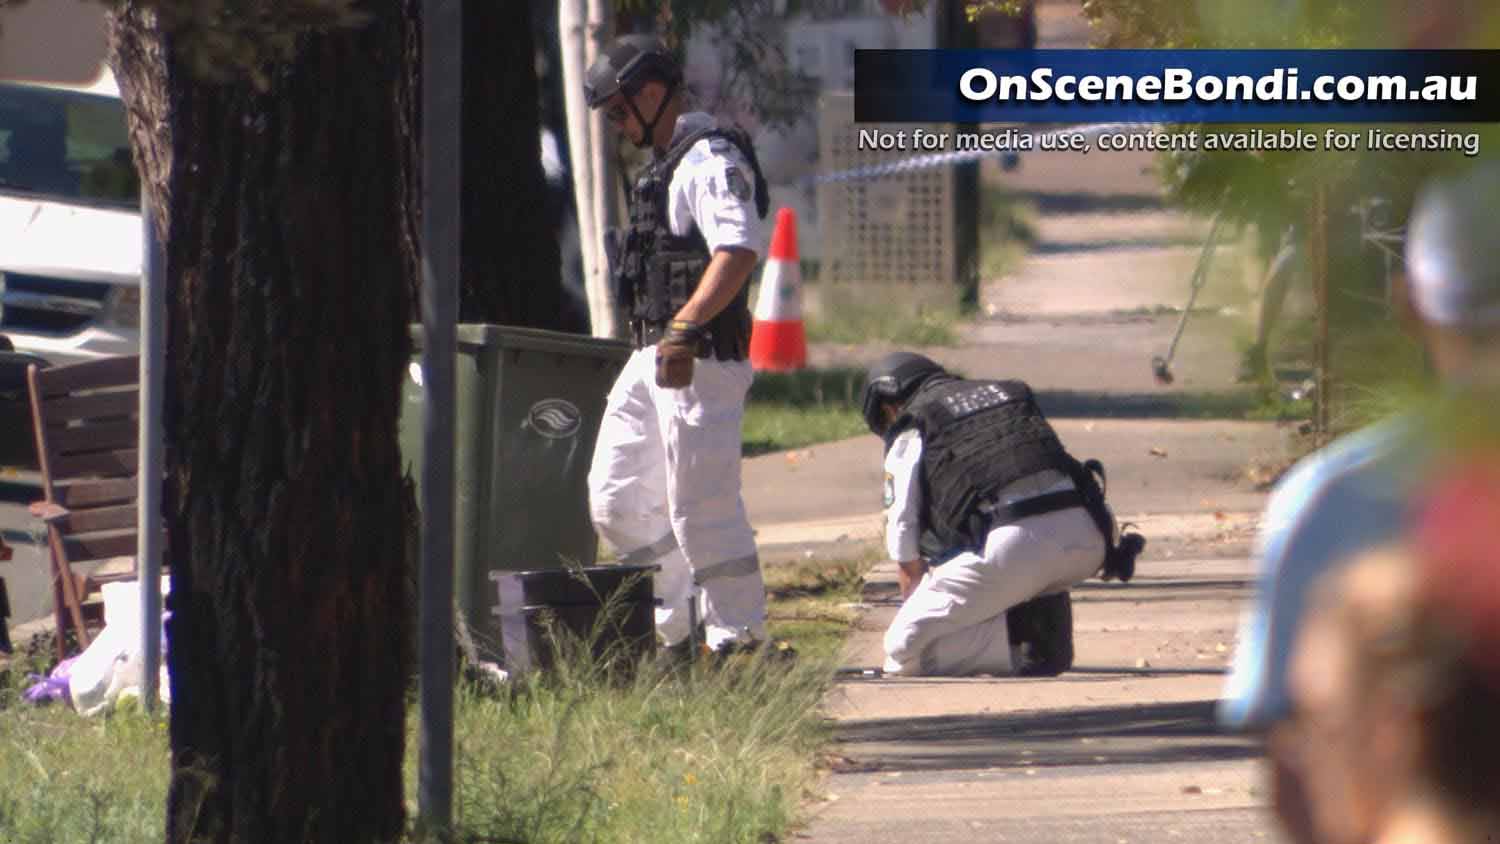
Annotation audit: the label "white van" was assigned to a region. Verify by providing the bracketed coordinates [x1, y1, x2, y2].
[0, 73, 141, 368]
[0, 75, 140, 471]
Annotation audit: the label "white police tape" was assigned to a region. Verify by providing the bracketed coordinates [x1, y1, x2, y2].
[806, 121, 1160, 186]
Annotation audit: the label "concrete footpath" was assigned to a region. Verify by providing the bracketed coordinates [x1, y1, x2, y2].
[741, 37, 1301, 833]
[745, 422, 1288, 844]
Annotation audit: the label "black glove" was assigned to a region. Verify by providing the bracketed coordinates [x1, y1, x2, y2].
[656, 320, 703, 389]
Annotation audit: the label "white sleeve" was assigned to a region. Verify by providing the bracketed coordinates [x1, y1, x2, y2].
[669, 140, 766, 257]
[883, 429, 924, 562]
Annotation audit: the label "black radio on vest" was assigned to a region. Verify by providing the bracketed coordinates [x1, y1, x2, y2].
[613, 125, 769, 360]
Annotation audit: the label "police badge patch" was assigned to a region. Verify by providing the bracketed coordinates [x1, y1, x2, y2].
[883, 472, 895, 508]
[725, 166, 752, 201]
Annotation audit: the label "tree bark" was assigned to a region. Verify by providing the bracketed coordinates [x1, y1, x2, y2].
[584, 0, 623, 339]
[559, 0, 604, 334]
[399, 0, 578, 329]
[462, 0, 577, 327]
[110, 4, 412, 842]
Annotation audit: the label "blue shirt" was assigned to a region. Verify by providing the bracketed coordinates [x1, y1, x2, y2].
[1218, 415, 1421, 731]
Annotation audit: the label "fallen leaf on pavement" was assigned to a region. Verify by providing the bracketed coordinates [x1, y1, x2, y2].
[1150, 447, 1169, 458]
[1182, 785, 1203, 795]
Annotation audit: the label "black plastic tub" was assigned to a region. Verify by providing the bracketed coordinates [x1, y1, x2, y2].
[491, 564, 657, 609]
[489, 564, 658, 674]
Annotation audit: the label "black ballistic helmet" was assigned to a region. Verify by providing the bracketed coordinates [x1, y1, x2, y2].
[583, 35, 682, 109]
[861, 352, 948, 435]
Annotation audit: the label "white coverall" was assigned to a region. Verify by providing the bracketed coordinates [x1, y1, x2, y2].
[588, 113, 769, 652]
[882, 428, 1105, 676]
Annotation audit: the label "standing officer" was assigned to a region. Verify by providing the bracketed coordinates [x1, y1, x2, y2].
[583, 35, 771, 660]
[861, 352, 1139, 676]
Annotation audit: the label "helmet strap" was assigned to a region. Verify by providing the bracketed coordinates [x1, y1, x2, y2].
[625, 79, 679, 152]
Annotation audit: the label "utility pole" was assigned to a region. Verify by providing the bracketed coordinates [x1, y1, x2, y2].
[1311, 183, 1331, 445]
[418, 0, 461, 832]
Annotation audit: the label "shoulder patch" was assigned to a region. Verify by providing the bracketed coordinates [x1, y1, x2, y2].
[725, 165, 752, 201]
[883, 472, 896, 508]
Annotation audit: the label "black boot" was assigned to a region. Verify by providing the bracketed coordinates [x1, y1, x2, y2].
[1007, 592, 1075, 677]
[652, 636, 700, 675]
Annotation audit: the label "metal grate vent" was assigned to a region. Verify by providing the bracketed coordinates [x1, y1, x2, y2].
[816, 92, 955, 286]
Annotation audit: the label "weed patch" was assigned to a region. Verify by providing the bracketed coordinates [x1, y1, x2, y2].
[805, 283, 961, 347]
[744, 367, 868, 456]
[0, 550, 876, 843]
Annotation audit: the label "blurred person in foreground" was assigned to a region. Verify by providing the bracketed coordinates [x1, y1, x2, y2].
[1218, 160, 1500, 843]
[1283, 463, 1500, 844]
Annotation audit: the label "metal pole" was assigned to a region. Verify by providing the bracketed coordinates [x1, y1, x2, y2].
[418, 0, 461, 832]
[138, 196, 165, 713]
[1312, 184, 1331, 444]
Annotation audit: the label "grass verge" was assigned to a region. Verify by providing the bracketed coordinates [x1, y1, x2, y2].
[743, 367, 868, 457]
[1, 552, 873, 843]
[804, 282, 961, 347]
[980, 183, 1038, 283]
[763, 550, 876, 663]
[0, 695, 169, 842]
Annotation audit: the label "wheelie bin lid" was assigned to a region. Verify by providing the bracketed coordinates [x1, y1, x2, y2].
[410, 324, 631, 360]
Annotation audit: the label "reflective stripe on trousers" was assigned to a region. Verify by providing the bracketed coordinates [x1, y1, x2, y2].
[587, 348, 767, 650]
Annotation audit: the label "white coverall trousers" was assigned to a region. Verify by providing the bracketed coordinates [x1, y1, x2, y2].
[588, 347, 767, 651]
[883, 506, 1104, 676]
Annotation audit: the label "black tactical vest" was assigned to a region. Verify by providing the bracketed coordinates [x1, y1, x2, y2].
[615, 124, 768, 357]
[897, 378, 1072, 550]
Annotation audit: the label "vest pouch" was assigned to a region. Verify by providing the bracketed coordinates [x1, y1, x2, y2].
[644, 251, 707, 323]
[907, 378, 1074, 552]
[604, 227, 636, 311]
[1064, 457, 1144, 583]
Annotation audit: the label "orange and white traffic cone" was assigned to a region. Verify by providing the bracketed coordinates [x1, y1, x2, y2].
[749, 207, 807, 372]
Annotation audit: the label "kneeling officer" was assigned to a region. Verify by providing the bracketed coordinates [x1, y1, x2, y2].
[862, 353, 1140, 677]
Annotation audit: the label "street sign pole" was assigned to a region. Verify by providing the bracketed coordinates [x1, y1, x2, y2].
[418, 0, 461, 832]
[138, 196, 165, 714]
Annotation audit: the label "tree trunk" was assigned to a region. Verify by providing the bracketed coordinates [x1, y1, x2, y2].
[396, 0, 579, 330]
[559, 0, 603, 334]
[393, 0, 575, 329]
[110, 5, 413, 842]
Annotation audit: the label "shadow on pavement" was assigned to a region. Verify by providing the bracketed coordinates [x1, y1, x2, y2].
[1067, 666, 1226, 677]
[1075, 578, 1252, 593]
[832, 699, 1256, 773]
[1035, 389, 1263, 420]
[1033, 238, 1209, 256]
[1073, 578, 1253, 606]
[1019, 191, 1166, 215]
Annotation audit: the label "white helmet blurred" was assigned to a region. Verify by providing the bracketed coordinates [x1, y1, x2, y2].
[1405, 162, 1500, 329]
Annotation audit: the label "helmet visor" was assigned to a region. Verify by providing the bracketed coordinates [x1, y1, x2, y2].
[861, 375, 898, 435]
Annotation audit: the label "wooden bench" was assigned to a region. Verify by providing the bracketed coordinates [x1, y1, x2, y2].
[26, 355, 161, 659]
